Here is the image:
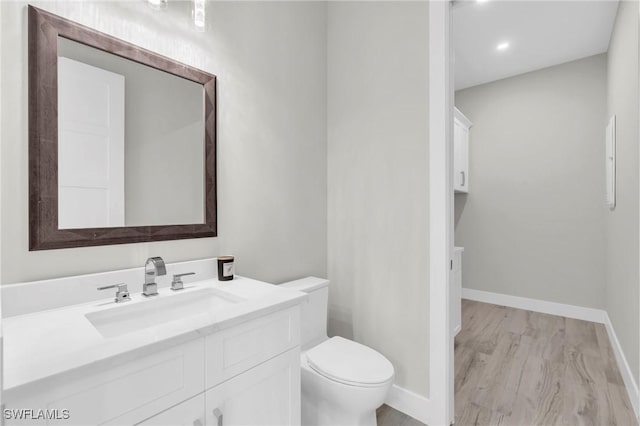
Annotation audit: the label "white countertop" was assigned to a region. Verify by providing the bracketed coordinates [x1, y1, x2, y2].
[3, 276, 305, 392]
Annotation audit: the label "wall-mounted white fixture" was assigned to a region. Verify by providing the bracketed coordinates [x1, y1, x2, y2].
[193, 0, 206, 30]
[605, 115, 616, 209]
[496, 42, 510, 51]
[147, 0, 167, 10]
[147, 0, 206, 30]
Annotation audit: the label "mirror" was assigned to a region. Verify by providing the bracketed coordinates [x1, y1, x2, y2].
[58, 38, 205, 229]
[28, 6, 217, 250]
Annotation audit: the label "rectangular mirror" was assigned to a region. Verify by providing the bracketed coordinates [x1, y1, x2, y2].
[29, 6, 217, 250]
[58, 37, 206, 229]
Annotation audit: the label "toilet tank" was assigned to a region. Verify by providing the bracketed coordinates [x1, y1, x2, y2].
[279, 277, 329, 349]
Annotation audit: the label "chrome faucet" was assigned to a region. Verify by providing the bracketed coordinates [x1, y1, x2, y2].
[143, 256, 166, 297]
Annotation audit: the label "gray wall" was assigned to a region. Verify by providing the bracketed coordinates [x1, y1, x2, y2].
[327, 1, 430, 396]
[455, 54, 607, 309]
[605, 0, 639, 384]
[0, 1, 327, 284]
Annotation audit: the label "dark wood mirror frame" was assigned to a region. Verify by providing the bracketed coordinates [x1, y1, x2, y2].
[28, 5, 217, 251]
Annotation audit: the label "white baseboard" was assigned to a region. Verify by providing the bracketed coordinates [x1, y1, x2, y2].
[461, 288, 607, 323]
[385, 384, 432, 425]
[462, 287, 639, 419]
[603, 313, 640, 419]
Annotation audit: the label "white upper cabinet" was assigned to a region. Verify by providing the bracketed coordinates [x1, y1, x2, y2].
[454, 108, 472, 193]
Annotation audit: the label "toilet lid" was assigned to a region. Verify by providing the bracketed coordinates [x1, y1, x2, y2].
[305, 336, 395, 386]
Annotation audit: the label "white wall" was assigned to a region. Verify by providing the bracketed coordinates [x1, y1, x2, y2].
[327, 1, 430, 396]
[605, 0, 639, 384]
[455, 54, 607, 309]
[0, 1, 327, 284]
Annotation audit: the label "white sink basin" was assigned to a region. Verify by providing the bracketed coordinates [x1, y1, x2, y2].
[86, 287, 245, 338]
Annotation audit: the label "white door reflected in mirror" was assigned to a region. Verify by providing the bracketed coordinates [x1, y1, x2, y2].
[58, 57, 125, 229]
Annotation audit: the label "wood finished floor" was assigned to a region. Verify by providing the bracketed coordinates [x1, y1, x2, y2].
[377, 404, 426, 426]
[455, 300, 637, 426]
[377, 300, 637, 426]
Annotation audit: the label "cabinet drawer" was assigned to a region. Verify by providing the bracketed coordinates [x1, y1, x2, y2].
[4, 338, 205, 426]
[205, 306, 300, 388]
[136, 394, 205, 426]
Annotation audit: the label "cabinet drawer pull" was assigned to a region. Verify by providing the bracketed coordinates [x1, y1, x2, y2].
[213, 408, 223, 426]
[461, 171, 465, 186]
[193, 419, 203, 426]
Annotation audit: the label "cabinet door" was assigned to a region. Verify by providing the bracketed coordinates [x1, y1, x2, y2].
[205, 348, 300, 426]
[137, 394, 205, 426]
[453, 118, 469, 193]
[460, 124, 469, 192]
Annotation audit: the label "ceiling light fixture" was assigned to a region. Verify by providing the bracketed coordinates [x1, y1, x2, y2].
[496, 42, 510, 51]
[476, 0, 489, 3]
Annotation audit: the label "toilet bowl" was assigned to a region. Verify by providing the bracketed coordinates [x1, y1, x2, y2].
[280, 277, 394, 426]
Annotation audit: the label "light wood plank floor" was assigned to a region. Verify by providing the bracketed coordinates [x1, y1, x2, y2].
[377, 300, 637, 426]
[377, 404, 426, 426]
[455, 300, 637, 426]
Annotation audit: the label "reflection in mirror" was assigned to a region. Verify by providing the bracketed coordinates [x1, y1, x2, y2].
[57, 37, 205, 229]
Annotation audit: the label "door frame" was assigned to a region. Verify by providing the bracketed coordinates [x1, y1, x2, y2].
[428, 1, 454, 425]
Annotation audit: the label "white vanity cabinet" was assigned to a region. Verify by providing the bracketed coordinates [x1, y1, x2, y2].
[4, 306, 301, 426]
[454, 108, 472, 193]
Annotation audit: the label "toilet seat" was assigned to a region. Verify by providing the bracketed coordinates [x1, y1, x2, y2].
[305, 336, 394, 387]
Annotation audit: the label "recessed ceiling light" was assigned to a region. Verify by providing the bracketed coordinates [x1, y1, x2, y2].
[477, 0, 489, 3]
[496, 42, 510, 51]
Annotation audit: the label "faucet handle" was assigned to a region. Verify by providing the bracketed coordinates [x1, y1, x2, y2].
[174, 272, 196, 279]
[97, 283, 130, 303]
[171, 272, 196, 291]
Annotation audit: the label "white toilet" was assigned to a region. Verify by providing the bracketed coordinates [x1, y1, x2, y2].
[280, 277, 394, 426]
